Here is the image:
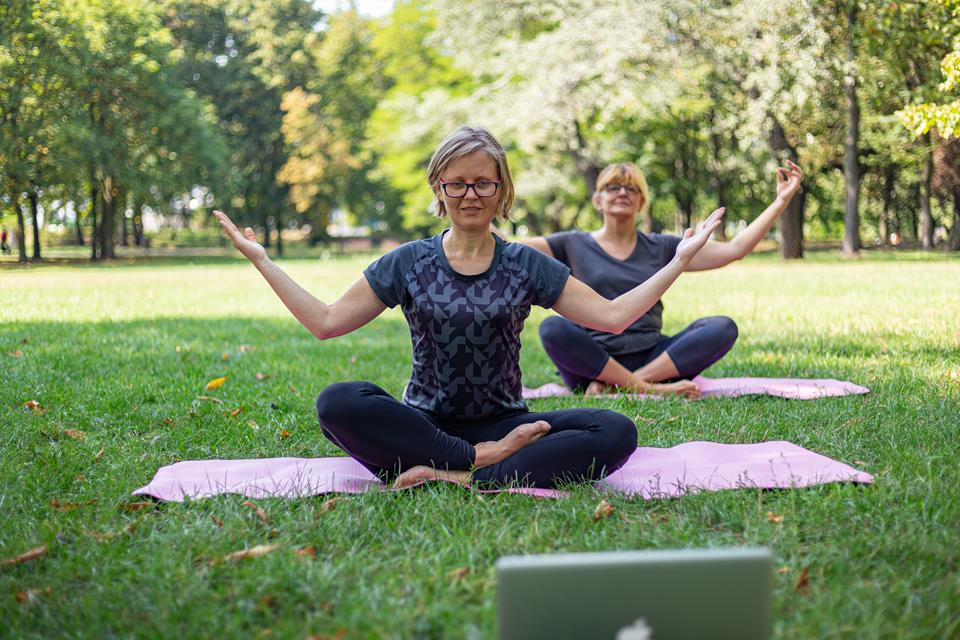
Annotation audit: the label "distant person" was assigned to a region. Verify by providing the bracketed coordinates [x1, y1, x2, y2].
[504, 161, 803, 398]
[214, 126, 723, 489]
[0, 228, 10, 254]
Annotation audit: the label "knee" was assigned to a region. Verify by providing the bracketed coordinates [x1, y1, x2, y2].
[713, 316, 739, 348]
[596, 410, 638, 461]
[315, 381, 373, 426]
[539, 316, 573, 349]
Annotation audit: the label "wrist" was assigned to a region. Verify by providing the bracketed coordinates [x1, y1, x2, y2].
[252, 254, 272, 270]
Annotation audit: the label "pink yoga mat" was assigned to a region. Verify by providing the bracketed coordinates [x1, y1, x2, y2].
[522, 375, 870, 400]
[132, 441, 872, 502]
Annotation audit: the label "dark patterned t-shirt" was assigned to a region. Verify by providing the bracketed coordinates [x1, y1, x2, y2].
[364, 231, 570, 420]
[546, 230, 681, 354]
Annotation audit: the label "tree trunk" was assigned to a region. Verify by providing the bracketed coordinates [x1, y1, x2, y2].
[842, 3, 861, 255]
[768, 118, 804, 259]
[919, 133, 934, 250]
[99, 176, 115, 260]
[879, 167, 895, 246]
[75, 197, 85, 245]
[707, 108, 728, 241]
[90, 183, 100, 260]
[12, 192, 28, 263]
[275, 211, 283, 257]
[28, 189, 41, 260]
[132, 202, 144, 247]
[949, 187, 960, 251]
[570, 119, 600, 194]
[120, 203, 129, 247]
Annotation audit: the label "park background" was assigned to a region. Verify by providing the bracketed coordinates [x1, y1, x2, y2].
[2, 1, 960, 639]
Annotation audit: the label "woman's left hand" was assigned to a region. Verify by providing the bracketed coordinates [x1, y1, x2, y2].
[775, 160, 804, 202]
[675, 207, 725, 265]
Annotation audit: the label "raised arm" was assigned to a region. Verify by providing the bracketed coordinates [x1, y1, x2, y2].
[685, 161, 803, 272]
[214, 210, 386, 340]
[552, 208, 724, 333]
[489, 224, 554, 257]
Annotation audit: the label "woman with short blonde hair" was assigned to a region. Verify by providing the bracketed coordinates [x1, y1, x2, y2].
[512, 160, 803, 397]
[214, 127, 722, 489]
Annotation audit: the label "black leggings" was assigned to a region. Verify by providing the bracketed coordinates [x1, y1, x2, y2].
[539, 315, 739, 391]
[315, 382, 638, 488]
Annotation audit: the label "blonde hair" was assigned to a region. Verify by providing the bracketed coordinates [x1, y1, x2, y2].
[426, 126, 515, 221]
[594, 163, 650, 217]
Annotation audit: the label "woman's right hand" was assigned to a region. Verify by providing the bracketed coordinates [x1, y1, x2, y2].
[214, 210, 267, 265]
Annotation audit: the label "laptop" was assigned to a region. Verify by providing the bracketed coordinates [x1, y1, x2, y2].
[496, 547, 772, 640]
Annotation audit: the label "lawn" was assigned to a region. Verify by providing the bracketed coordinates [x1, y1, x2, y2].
[1, 251, 959, 639]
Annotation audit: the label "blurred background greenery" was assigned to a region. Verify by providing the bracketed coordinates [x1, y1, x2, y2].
[2, 0, 960, 263]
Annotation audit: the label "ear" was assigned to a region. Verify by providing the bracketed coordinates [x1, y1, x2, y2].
[592, 191, 602, 210]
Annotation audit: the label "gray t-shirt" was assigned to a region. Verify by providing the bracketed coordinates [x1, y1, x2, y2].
[364, 231, 570, 420]
[546, 230, 681, 354]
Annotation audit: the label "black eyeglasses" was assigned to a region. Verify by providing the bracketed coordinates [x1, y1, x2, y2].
[439, 180, 501, 198]
[602, 184, 639, 195]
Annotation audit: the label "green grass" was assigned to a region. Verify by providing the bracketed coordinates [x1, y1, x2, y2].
[2, 253, 959, 639]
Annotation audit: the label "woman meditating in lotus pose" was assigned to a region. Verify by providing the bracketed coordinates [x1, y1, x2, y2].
[507, 160, 802, 399]
[214, 127, 722, 489]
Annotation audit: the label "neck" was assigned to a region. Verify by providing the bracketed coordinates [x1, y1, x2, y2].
[595, 213, 638, 243]
[445, 224, 494, 257]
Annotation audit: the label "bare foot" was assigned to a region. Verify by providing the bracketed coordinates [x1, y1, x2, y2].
[392, 465, 471, 490]
[585, 381, 610, 396]
[474, 420, 551, 467]
[646, 379, 700, 399]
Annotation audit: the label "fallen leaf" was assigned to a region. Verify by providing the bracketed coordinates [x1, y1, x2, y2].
[317, 498, 339, 514]
[210, 515, 223, 528]
[447, 567, 469, 580]
[794, 566, 810, 593]
[853, 460, 867, 467]
[240, 345, 257, 353]
[248, 420, 259, 431]
[279, 429, 290, 439]
[204, 376, 228, 391]
[119, 501, 155, 512]
[15, 587, 52, 604]
[24, 400, 46, 416]
[255, 372, 271, 381]
[650, 512, 670, 525]
[50, 498, 96, 511]
[295, 546, 317, 557]
[63, 429, 86, 440]
[94, 447, 105, 461]
[767, 511, 783, 524]
[163, 418, 175, 427]
[197, 396, 223, 404]
[74, 474, 85, 483]
[7, 350, 23, 358]
[289, 384, 300, 396]
[242, 501, 270, 527]
[0, 544, 48, 569]
[593, 498, 615, 521]
[222, 352, 230, 361]
[224, 544, 278, 561]
[229, 406, 243, 418]
[778, 565, 791, 575]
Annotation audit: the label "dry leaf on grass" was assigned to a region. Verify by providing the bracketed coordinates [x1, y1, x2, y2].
[210, 515, 224, 528]
[229, 407, 243, 418]
[593, 498, 615, 521]
[447, 567, 470, 581]
[295, 546, 317, 557]
[0, 545, 48, 569]
[49, 498, 96, 511]
[222, 352, 230, 361]
[15, 587, 52, 604]
[63, 429, 86, 440]
[119, 501, 155, 512]
[240, 345, 257, 353]
[778, 565, 791, 575]
[317, 498, 339, 514]
[279, 429, 290, 439]
[23, 400, 46, 416]
[794, 567, 810, 593]
[163, 418, 176, 426]
[197, 395, 223, 404]
[94, 447, 105, 461]
[242, 501, 270, 527]
[289, 385, 300, 396]
[224, 544, 279, 561]
[255, 372, 271, 381]
[767, 511, 784, 524]
[204, 376, 228, 391]
[7, 350, 24, 358]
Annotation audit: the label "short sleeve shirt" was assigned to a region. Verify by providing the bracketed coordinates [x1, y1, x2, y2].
[364, 231, 570, 420]
[546, 230, 682, 354]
